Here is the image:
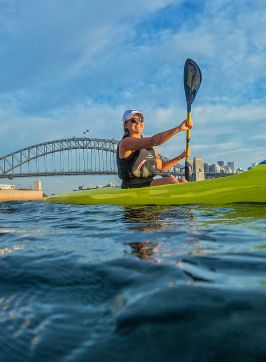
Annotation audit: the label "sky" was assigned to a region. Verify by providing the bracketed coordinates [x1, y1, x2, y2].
[0, 0, 265, 194]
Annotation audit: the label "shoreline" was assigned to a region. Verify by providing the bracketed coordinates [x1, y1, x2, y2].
[0, 189, 43, 202]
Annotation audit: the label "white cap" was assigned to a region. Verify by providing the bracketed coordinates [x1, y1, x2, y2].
[122, 109, 144, 122]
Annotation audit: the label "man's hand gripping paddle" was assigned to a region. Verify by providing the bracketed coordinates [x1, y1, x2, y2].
[184, 59, 202, 181]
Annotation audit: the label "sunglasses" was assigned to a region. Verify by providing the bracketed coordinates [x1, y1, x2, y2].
[130, 117, 144, 124]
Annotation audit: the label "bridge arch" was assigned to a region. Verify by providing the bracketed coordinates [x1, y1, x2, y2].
[0, 137, 120, 179]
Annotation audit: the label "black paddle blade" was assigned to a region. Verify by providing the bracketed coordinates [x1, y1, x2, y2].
[184, 59, 202, 108]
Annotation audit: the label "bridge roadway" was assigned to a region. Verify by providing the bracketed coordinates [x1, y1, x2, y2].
[0, 137, 232, 179]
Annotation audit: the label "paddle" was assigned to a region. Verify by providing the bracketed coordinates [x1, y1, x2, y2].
[184, 59, 202, 181]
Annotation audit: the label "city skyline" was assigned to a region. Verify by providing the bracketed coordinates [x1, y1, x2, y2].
[0, 151, 253, 195]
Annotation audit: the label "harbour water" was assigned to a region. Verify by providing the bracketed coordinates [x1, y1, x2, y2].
[0, 201, 266, 361]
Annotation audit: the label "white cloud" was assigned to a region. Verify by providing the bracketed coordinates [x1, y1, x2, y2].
[194, 104, 266, 123]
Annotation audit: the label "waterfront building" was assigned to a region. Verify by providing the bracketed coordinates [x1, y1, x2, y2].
[0, 180, 43, 202]
[192, 157, 205, 181]
[0, 184, 16, 190]
[227, 162, 235, 173]
[223, 165, 231, 173]
[209, 164, 220, 173]
[204, 163, 209, 173]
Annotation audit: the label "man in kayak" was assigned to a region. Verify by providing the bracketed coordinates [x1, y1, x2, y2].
[117, 109, 192, 189]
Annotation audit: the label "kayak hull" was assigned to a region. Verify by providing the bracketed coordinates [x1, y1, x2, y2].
[45, 165, 266, 206]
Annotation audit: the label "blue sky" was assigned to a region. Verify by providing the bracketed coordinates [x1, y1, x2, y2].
[0, 0, 265, 193]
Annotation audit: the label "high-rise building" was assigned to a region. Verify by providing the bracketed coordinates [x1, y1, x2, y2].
[203, 163, 209, 173]
[227, 161, 235, 173]
[217, 161, 224, 167]
[209, 164, 220, 172]
[224, 165, 230, 173]
[192, 157, 205, 181]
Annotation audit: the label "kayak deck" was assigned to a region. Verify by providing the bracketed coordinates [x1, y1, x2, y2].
[45, 165, 266, 206]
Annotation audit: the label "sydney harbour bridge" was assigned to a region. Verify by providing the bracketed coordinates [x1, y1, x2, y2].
[0, 137, 185, 180]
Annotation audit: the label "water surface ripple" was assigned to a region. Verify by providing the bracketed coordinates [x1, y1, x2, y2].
[0, 201, 266, 361]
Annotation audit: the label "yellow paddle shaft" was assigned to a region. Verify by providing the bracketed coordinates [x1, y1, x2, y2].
[185, 111, 192, 162]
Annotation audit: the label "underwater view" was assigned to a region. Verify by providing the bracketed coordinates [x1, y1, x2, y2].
[0, 201, 266, 361]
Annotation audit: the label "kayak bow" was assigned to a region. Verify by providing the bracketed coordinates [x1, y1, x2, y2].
[45, 165, 266, 206]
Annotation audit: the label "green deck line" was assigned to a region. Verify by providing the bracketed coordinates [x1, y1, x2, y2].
[45, 165, 266, 206]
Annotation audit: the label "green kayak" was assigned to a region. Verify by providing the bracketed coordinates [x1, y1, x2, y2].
[45, 164, 266, 206]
